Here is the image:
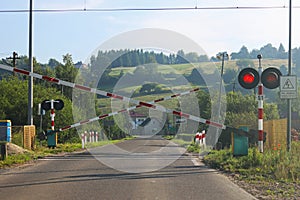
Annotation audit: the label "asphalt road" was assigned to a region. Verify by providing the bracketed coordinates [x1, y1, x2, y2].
[0, 137, 257, 200]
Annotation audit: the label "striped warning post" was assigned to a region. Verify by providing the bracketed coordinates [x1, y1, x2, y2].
[257, 57, 264, 153]
[258, 84, 264, 153]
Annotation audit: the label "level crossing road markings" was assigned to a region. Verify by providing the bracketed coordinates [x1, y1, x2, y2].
[0, 64, 226, 131]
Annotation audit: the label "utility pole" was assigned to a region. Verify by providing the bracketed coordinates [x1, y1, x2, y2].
[232, 81, 236, 93]
[215, 52, 228, 147]
[7, 52, 20, 68]
[28, 0, 34, 125]
[7, 52, 20, 76]
[287, 0, 292, 151]
[216, 52, 228, 120]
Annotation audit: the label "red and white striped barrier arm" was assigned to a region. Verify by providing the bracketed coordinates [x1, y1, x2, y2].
[0, 64, 226, 131]
[0, 64, 199, 110]
[58, 99, 226, 132]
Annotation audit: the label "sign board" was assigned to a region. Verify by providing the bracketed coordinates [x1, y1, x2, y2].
[280, 76, 297, 99]
[175, 118, 187, 124]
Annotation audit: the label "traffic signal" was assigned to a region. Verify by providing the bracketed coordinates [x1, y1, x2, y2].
[238, 67, 282, 89]
[41, 99, 64, 111]
[41, 100, 51, 111]
[238, 68, 259, 89]
[54, 99, 64, 110]
[261, 67, 282, 89]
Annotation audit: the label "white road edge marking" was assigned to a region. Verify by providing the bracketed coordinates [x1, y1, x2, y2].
[191, 157, 201, 166]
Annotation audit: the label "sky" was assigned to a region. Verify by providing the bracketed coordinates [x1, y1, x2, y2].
[0, 0, 300, 64]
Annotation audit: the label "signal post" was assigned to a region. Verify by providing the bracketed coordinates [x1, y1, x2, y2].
[238, 55, 282, 153]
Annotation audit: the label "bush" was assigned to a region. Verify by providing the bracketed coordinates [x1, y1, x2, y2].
[203, 142, 300, 182]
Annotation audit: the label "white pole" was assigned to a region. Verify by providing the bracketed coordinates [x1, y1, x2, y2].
[95, 132, 98, 142]
[202, 130, 206, 150]
[195, 132, 200, 144]
[84, 131, 87, 144]
[81, 133, 85, 149]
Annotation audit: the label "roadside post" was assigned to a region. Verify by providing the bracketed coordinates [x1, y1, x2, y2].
[81, 133, 85, 149]
[0, 141, 7, 161]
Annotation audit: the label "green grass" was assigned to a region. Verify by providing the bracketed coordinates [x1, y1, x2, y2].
[0, 153, 34, 168]
[97, 92, 181, 112]
[163, 134, 200, 153]
[109, 59, 289, 77]
[203, 141, 300, 198]
[0, 137, 133, 168]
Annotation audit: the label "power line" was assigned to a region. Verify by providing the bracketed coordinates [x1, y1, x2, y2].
[0, 6, 298, 13]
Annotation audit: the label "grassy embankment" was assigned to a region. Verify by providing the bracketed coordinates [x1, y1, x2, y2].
[203, 142, 300, 198]
[0, 138, 131, 168]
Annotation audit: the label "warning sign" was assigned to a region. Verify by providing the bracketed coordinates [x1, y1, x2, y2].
[280, 76, 297, 99]
[283, 79, 295, 89]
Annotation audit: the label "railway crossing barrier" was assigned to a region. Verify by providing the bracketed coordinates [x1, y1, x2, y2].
[0, 63, 226, 132]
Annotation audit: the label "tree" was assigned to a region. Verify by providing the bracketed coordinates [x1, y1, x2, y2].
[223, 68, 238, 84]
[292, 47, 300, 77]
[277, 43, 287, 59]
[225, 91, 279, 127]
[185, 52, 199, 63]
[249, 49, 261, 59]
[176, 50, 187, 64]
[139, 83, 160, 94]
[236, 59, 254, 70]
[0, 77, 77, 142]
[230, 46, 250, 59]
[280, 65, 288, 75]
[48, 58, 61, 69]
[198, 55, 209, 62]
[55, 54, 78, 99]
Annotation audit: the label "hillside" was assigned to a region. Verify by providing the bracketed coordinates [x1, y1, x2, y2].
[110, 59, 289, 77]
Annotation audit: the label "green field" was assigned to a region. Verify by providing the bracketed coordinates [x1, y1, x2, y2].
[102, 59, 288, 114]
[110, 59, 289, 77]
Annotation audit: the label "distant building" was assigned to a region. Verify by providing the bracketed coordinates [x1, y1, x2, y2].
[130, 111, 147, 129]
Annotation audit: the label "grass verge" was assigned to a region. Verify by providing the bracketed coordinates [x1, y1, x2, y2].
[203, 141, 300, 199]
[0, 137, 133, 169]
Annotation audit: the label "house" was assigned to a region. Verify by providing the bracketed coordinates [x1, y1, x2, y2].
[130, 111, 147, 129]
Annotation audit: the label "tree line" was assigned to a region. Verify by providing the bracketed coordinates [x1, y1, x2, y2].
[88, 43, 291, 68]
[89, 49, 210, 68]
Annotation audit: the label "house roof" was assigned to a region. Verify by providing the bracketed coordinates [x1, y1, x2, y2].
[130, 112, 146, 117]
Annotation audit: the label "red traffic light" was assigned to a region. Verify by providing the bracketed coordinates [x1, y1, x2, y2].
[261, 67, 282, 89]
[238, 68, 259, 89]
[41, 100, 51, 111]
[54, 99, 64, 110]
[243, 73, 255, 84]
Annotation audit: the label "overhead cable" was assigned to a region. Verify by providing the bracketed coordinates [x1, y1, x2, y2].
[0, 6, 298, 13]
